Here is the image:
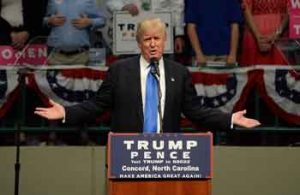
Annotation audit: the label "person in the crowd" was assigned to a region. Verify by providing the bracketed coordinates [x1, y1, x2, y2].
[106, 0, 185, 54]
[0, 0, 48, 49]
[45, 0, 106, 65]
[0, 17, 13, 45]
[238, 0, 290, 66]
[0, 0, 48, 145]
[185, 0, 243, 66]
[34, 17, 260, 133]
[238, 0, 290, 145]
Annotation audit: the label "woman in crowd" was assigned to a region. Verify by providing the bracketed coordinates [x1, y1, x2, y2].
[239, 0, 290, 66]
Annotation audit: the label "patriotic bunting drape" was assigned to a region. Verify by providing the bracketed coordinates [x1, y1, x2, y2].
[0, 65, 299, 125]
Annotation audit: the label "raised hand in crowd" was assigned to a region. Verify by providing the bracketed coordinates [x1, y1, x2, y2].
[47, 13, 66, 26]
[10, 31, 29, 50]
[195, 53, 207, 66]
[256, 34, 272, 53]
[226, 54, 237, 65]
[268, 28, 283, 45]
[122, 3, 139, 16]
[174, 36, 184, 54]
[72, 14, 92, 29]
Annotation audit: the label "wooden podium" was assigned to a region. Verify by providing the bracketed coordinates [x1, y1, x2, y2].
[107, 133, 212, 195]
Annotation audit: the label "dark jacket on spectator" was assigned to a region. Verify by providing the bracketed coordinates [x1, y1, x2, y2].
[0, 0, 49, 45]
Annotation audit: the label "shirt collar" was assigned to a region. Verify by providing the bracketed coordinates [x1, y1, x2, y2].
[140, 55, 164, 70]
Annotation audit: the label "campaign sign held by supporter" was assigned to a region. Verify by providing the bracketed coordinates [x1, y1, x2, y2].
[290, 0, 300, 38]
[0, 44, 47, 65]
[107, 132, 212, 179]
[113, 11, 173, 55]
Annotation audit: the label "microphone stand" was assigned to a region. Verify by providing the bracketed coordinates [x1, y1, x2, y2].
[151, 59, 164, 133]
[156, 77, 163, 133]
[14, 67, 27, 195]
[12, 36, 45, 195]
[14, 123, 21, 195]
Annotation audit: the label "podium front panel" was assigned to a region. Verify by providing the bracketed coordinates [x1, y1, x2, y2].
[107, 132, 212, 180]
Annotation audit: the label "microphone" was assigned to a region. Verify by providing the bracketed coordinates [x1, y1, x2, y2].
[149, 57, 163, 133]
[150, 58, 160, 78]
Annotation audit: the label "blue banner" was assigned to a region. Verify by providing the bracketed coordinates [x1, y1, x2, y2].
[108, 132, 212, 179]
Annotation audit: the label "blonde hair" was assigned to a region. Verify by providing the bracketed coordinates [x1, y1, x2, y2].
[136, 18, 166, 43]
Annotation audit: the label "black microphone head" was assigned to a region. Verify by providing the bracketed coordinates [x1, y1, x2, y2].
[150, 58, 160, 77]
[150, 58, 159, 67]
[150, 65, 156, 74]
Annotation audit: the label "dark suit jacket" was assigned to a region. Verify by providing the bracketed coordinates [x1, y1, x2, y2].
[65, 56, 231, 132]
[0, 17, 11, 45]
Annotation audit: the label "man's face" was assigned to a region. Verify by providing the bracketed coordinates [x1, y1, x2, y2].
[138, 27, 166, 62]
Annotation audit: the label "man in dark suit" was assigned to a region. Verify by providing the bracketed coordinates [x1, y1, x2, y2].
[35, 17, 260, 132]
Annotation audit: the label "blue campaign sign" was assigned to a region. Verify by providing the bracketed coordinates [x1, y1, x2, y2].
[107, 132, 212, 179]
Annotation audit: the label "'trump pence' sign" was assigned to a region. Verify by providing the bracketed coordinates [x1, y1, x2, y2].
[107, 133, 212, 179]
[113, 11, 173, 55]
[0, 44, 47, 65]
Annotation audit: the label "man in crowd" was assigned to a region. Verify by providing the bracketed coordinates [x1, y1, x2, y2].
[44, 0, 105, 65]
[185, 0, 242, 66]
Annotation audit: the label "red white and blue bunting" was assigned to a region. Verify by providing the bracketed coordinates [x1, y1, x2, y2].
[257, 66, 300, 124]
[27, 66, 107, 107]
[189, 67, 252, 113]
[0, 65, 299, 125]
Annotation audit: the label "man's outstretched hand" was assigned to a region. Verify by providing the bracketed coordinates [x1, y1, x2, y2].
[232, 110, 261, 128]
[34, 99, 65, 120]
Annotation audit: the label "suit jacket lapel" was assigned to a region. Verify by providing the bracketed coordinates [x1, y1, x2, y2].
[126, 57, 143, 126]
[164, 60, 175, 119]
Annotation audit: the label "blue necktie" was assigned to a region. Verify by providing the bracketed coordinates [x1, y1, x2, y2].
[143, 64, 158, 133]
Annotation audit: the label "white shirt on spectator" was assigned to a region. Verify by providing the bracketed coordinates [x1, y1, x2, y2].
[1, 0, 23, 27]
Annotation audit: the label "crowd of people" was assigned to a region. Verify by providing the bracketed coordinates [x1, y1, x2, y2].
[0, 0, 298, 146]
[0, 0, 292, 66]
